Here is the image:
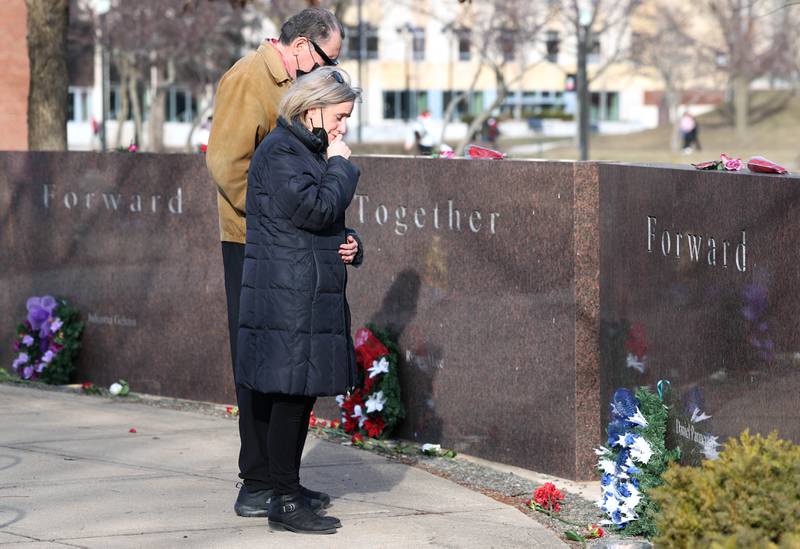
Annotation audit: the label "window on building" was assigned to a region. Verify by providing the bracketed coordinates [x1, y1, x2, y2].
[68, 87, 92, 122]
[590, 91, 619, 121]
[346, 24, 379, 60]
[545, 30, 559, 63]
[68, 91, 75, 122]
[383, 90, 429, 120]
[442, 90, 468, 118]
[629, 32, 644, 63]
[165, 88, 197, 123]
[411, 26, 425, 61]
[457, 28, 471, 61]
[502, 90, 568, 119]
[497, 28, 515, 62]
[108, 86, 131, 121]
[588, 35, 601, 63]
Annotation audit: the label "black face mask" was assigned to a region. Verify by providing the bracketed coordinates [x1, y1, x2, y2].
[311, 110, 328, 149]
[295, 60, 320, 79]
[294, 42, 321, 78]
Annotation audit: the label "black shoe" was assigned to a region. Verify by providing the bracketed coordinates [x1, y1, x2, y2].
[268, 493, 339, 535]
[234, 485, 273, 517]
[300, 485, 332, 509]
[235, 484, 328, 517]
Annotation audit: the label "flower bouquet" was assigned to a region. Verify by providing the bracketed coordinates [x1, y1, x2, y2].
[10, 295, 84, 385]
[595, 387, 679, 537]
[336, 325, 405, 444]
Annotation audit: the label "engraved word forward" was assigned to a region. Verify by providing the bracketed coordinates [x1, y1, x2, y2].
[647, 216, 746, 272]
[42, 184, 183, 215]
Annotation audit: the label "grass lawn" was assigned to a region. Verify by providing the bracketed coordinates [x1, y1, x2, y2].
[507, 92, 800, 170]
[351, 92, 799, 170]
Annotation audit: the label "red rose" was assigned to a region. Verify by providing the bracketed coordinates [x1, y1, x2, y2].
[354, 328, 389, 370]
[331, 419, 341, 429]
[308, 411, 317, 427]
[364, 416, 385, 438]
[624, 323, 648, 359]
[363, 375, 375, 394]
[351, 433, 365, 446]
[587, 524, 603, 539]
[343, 419, 357, 434]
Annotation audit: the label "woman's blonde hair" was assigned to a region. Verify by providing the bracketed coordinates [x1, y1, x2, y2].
[279, 67, 362, 123]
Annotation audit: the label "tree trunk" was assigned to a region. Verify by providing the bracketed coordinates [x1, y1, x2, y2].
[185, 87, 213, 153]
[114, 57, 130, 149]
[129, 74, 143, 147]
[455, 86, 508, 156]
[577, 24, 590, 161]
[733, 74, 749, 142]
[26, 0, 69, 150]
[440, 65, 483, 145]
[665, 87, 681, 154]
[147, 62, 165, 152]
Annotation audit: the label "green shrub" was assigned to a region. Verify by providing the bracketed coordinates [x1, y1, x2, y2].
[651, 431, 800, 548]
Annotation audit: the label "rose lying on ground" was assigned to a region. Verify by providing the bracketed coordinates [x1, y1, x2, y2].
[109, 380, 130, 396]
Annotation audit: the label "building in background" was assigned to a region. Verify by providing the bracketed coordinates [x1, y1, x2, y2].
[0, 0, 29, 150]
[1, 0, 745, 152]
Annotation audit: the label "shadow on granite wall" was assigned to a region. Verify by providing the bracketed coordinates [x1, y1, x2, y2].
[367, 269, 444, 443]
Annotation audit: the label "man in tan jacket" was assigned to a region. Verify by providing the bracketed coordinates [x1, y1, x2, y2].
[206, 7, 361, 520]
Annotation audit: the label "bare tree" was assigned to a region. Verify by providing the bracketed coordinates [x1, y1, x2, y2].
[26, 0, 70, 150]
[630, 2, 713, 153]
[423, 0, 555, 155]
[561, 0, 640, 160]
[693, 0, 792, 141]
[99, 0, 248, 151]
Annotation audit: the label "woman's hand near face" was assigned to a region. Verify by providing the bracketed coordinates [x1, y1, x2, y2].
[327, 134, 351, 160]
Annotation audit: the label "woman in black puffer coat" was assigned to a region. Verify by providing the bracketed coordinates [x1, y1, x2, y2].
[237, 67, 361, 535]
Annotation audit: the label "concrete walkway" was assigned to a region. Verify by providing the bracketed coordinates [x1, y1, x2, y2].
[0, 384, 567, 548]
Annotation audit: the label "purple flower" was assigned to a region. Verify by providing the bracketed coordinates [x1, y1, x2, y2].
[22, 365, 34, 379]
[27, 295, 57, 338]
[35, 362, 46, 373]
[42, 350, 55, 364]
[22, 334, 34, 346]
[50, 318, 63, 333]
[12, 352, 29, 370]
[742, 285, 767, 320]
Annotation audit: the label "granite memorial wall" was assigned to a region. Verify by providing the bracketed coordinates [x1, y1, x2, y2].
[2, 151, 798, 479]
[597, 164, 800, 465]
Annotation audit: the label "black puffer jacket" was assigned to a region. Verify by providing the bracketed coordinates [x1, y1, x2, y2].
[236, 117, 360, 396]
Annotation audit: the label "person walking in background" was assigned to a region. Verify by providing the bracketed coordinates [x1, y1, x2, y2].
[205, 7, 363, 521]
[680, 112, 701, 153]
[238, 67, 361, 534]
[405, 110, 436, 155]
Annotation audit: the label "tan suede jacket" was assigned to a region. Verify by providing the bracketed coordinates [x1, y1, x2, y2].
[206, 41, 291, 243]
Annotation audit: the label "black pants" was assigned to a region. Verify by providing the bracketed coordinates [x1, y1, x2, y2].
[268, 394, 316, 496]
[223, 243, 316, 494]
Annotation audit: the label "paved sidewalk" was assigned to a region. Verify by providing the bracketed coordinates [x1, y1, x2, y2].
[0, 384, 567, 548]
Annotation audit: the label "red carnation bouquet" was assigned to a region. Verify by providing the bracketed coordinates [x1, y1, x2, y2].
[527, 482, 565, 514]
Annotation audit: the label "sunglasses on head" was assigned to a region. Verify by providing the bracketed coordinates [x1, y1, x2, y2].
[330, 70, 344, 84]
[306, 38, 338, 66]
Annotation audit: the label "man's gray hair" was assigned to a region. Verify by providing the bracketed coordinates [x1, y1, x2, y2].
[279, 67, 361, 123]
[279, 8, 345, 46]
